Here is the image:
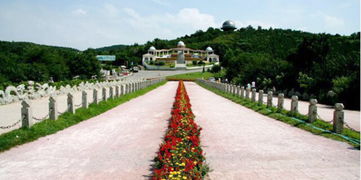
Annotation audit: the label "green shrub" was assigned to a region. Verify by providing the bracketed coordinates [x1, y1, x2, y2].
[210, 65, 221, 73]
[154, 61, 165, 66]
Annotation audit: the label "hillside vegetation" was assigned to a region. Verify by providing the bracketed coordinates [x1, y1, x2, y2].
[98, 27, 360, 109]
[0, 41, 101, 87]
[0, 26, 359, 109]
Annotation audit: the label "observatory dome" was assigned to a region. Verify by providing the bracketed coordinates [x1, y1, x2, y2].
[221, 20, 236, 31]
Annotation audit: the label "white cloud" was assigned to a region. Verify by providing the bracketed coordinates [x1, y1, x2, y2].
[175, 8, 217, 30]
[122, 8, 217, 39]
[151, 0, 170, 6]
[103, 3, 119, 17]
[72, 8, 87, 16]
[323, 15, 344, 28]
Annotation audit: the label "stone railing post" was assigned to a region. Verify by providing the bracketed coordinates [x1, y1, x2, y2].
[251, 89, 256, 102]
[128, 83, 131, 93]
[277, 93, 284, 110]
[267, 91, 273, 107]
[233, 85, 237, 95]
[125, 83, 129, 94]
[93, 89, 98, 104]
[49, 96, 58, 120]
[102, 87, 107, 101]
[240, 86, 245, 98]
[67, 93, 75, 114]
[109, 86, 114, 99]
[245, 87, 250, 99]
[333, 103, 344, 133]
[21, 100, 33, 128]
[308, 99, 317, 123]
[115, 86, 120, 97]
[82, 91, 88, 108]
[258, 90, 264, 105]
[121, 84, 125, 95]
[290, 95, 298, 114]
[236, 86, 240, 97]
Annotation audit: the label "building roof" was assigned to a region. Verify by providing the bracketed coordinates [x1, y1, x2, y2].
[149, 46, 156, 51]
[143, 53, 154, 57]
[177, 41, 185, 48]
[206, 46, 213, 52]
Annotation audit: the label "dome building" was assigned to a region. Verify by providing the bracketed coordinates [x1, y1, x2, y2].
[148, 46, 156, 54]
[142, 41, 219, 68]
[206, 46, 213, 53]
[221, 20, 237, 31]
[149, 46, 156, 52]
[177, 41, 186, 48]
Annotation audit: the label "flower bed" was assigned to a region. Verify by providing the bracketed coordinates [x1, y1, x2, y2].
[152, 81, 208, 180]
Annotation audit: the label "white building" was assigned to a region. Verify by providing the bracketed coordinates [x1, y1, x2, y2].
[142, 41, 219, 66]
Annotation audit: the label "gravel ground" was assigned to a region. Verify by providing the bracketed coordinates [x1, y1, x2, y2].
[185, 82, 360, 180]
[0, 82, 178, 180]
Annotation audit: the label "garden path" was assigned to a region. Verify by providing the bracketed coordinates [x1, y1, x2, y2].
[0, 81, 178, 179]
[185, 82, 360, 180]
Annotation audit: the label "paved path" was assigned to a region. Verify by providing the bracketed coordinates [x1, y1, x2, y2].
[0, 81, 178, 180]
[185, 82, 360, 180]
[0, 70, 201, 135]
[124, 69, 202, 81]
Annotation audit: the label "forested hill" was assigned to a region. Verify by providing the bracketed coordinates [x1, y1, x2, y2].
[97, 27, 360, 109]
[0, 41, 100, 86]
[0, 26, 359, 109]
[95, 44, 128, 52]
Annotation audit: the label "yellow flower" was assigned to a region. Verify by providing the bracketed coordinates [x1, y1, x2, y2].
[182, 176, 187, 179]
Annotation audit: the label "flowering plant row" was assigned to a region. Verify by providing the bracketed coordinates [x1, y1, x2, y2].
[153, 81, 208, 180]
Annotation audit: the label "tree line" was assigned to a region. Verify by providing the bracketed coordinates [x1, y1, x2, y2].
[0, 41, 101, 89]
[0, 26, 359, 109]
[97, 27, 360, 109]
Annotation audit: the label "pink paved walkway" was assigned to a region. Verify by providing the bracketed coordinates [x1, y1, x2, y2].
[185, 82, 360, 180]
[0, 81, 178, 180]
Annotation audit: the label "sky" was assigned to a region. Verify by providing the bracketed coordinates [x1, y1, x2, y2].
[0, 0, 359, 50]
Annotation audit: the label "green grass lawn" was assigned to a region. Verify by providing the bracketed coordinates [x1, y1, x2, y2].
[166, 72, 214, 81]
[0, 80, 166, 153]
[196, 80, 360, 148]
